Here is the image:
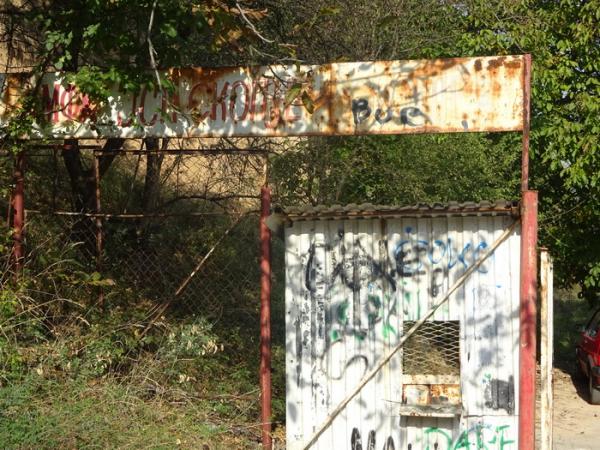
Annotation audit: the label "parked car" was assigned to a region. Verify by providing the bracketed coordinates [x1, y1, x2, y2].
[576, 307, 600, 404]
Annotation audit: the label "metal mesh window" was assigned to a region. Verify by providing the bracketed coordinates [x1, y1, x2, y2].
[402, 321, 460, 376]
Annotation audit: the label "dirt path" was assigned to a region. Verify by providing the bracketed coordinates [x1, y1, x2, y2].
[553, 368, 600, 449]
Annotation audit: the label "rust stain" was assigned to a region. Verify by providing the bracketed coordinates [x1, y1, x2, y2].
[430, 384, 461, 403]
[439, 57, 459, 69]
[382, 88, 390, 103]
[492, 80, 502, 97]
[170, 66, 242, 87]
[474, 59, 483, 72]
[505, 59, 523, 69]
[326, 63, 337, 133]
[487, 56, 507, 70]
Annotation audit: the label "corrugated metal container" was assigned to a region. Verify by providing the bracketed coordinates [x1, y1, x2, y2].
[284, 204, 521, 449]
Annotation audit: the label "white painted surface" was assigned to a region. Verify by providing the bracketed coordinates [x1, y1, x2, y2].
[285, 215, 521, 449]
[540, 250, 554, 450]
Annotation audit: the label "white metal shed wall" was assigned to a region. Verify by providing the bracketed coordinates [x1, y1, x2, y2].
[285, 214, 521, 449]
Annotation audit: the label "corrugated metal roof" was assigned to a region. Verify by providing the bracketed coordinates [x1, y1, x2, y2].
[279, 200, 520, 222]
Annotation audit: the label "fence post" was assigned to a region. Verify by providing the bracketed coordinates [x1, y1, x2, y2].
[540, 248, 554, 449]
[93, 153, 104, 308]
[519, 190, 538, 450]
[11, 151, 25, 275]
[259, 184, 272, 450]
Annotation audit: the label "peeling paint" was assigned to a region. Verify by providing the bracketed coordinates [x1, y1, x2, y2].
[0, 56, 525, 139]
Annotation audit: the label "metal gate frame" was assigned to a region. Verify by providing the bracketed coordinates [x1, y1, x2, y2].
[5, 54, 537, 450]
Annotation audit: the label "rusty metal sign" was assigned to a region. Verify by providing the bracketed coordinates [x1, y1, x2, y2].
[0, 55, 525, 139]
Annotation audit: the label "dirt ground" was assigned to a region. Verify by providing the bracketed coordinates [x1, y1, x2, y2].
[552, 368, 600, 450]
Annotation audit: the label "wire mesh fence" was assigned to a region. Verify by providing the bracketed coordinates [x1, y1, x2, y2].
[8, 145, 266, 322]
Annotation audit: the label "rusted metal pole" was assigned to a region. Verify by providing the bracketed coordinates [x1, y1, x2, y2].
[93, 154, 104, 308]
[519, 190, 538, 450]
[11, 151, 25, 275]
[521, 54, 532, 192]
[259, 184, 272, 450]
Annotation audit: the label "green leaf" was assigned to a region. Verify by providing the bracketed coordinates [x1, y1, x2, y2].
[301, 91, 314, 114]
[377, 15, 398, 28]
[161, 23, 178, 38]
[319, 6, 341, 16]
[284, 83, 302, 107]
[83, 23, 101, 39]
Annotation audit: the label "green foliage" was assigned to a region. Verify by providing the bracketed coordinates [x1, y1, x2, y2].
[271, 133, 520, 206]
[553, 289, 597, 372]
[0, 146, 269, 446]
[257, 0, 464, 62]
[456, 0, 600, 302]
[0, 376, 254, 449]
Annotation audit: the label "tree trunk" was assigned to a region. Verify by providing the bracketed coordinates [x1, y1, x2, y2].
[62, 138, 124, 258]
[142, 138, 165, 214]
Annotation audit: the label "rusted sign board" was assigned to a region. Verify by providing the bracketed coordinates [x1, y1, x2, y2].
[0, 55, 524, 139]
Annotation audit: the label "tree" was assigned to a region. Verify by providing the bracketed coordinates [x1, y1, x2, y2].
[271, 133, 519, 206]
[1, 0, 270, 252]
[256, 0, 463, 63]
[456, 0, 600, 302]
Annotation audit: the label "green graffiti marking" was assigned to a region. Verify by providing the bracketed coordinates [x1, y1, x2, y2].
[330, 329, 341, 342]
[355, 333, 366, 341]
[337, 300, 349, 325]
[382, 324, 396, 339]
[382, 293, 398, 339]
[404, 292, 413, 320]
[424, 424, 515, 450]
[424, 427, 452, 450]
[328, 293, 402, 342]
[453, 429, 471, 450]
[367, 294, 382, 326]
[487, 425, 515, 449]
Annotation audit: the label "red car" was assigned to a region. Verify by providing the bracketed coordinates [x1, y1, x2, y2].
[576, 307, 600, 404]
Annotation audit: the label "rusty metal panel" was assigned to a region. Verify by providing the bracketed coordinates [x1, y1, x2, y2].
[1, 55, 524, 139]
[284, 213, 520, 449]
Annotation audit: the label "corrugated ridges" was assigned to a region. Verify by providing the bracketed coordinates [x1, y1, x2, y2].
[280, 200, 520, 221]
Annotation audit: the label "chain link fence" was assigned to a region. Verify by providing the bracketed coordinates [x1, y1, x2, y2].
[15, 145, 264, 315]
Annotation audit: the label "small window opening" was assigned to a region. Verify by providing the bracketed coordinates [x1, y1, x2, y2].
[402, 320, 460, 376]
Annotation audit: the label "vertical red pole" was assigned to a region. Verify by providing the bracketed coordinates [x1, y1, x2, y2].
[521, 54, 532, 192]
[259, 185, 272, 450]
[11, 151, 25, 275]
[519, 190, 538, 450]
[519, 53, 537, 450]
